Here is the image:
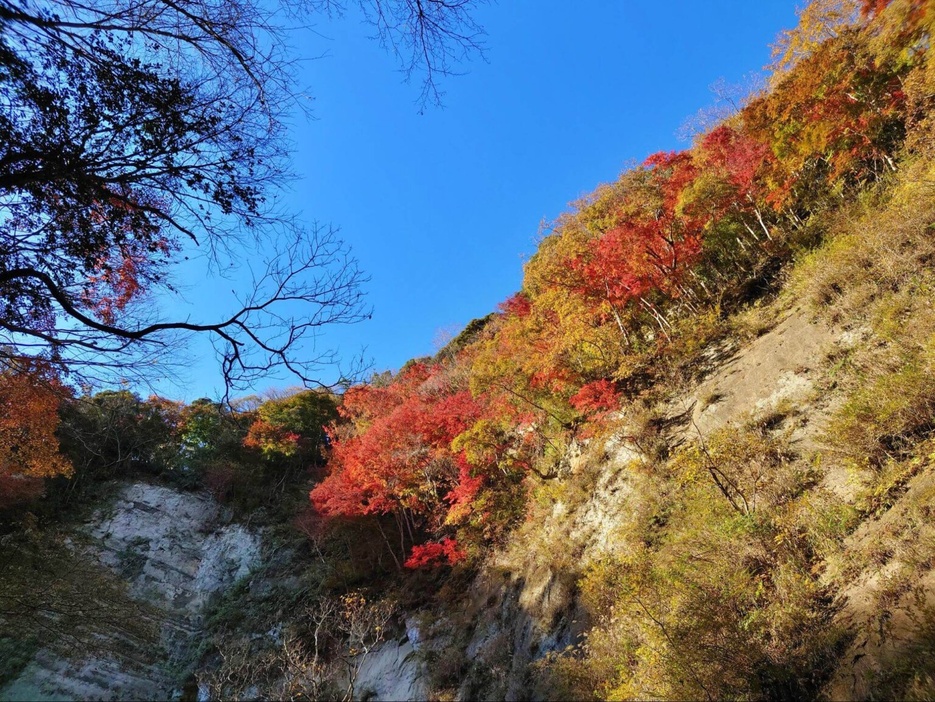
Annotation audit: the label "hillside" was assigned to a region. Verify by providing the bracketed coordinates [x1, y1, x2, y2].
[3, 0, 935, 700]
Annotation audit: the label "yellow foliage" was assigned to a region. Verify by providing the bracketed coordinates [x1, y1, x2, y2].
[769, 0, 863, 77]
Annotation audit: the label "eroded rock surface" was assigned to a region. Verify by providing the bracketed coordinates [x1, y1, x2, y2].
[91, 483, 260, 615]
[353, 632, 429, 702]
[1, 482, 261, 702]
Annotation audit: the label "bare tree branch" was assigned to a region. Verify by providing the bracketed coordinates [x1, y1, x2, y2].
[0, 0, 484, 392]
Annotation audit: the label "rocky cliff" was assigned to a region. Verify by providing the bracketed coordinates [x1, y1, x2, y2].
[1, 483, 261, 701]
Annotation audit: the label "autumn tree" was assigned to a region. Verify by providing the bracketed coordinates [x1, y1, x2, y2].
[0, 360, 72, 509]
[311, 361, 482, 567]
[546, 156, 706, 349]
[769, 0, 863, 76]
[747, 28, 907, 209]
[56, 390, 182, 497]
[0, 0, 485, 392]
[244, 389, 338, 466]
[232, 388, 341, 509]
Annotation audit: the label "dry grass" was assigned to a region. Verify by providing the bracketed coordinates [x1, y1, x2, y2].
[791, 180, 935, 324]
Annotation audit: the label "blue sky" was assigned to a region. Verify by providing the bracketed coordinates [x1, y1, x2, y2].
[159, 0, 798, 401]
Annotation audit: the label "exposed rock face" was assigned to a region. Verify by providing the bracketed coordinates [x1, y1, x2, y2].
[0, 482, 261, 702]
[422, 308, 849, 701]
[354, 628, 429, 702]
[676, 311, 837, 440]
[91, 483, 260, 616]
[453, 564, 583, 702]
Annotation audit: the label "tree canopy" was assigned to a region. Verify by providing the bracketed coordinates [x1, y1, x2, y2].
[0, 0, 486, 392]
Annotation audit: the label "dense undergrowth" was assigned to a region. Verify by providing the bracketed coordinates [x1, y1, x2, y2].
[4, 0, 935, 699]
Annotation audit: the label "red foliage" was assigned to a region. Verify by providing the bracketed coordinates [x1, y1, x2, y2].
[577, 218, 683, 305]
[404, 537, 466, 569]
[310, 363, 482, 520]
[498, 292, 532, 318]
[699, 126, 772, 200]
[572, 154, 704, 312]
[569, 379, 620, 414]
[0, 362, 72, 510]
[444, 454, 485, 523]
[745, 35, 908, 205]
[645, 151, 698, 211]
[83, 237, 173, 325]
[860, 0, 890, 16]
[307, 8, 921, 574]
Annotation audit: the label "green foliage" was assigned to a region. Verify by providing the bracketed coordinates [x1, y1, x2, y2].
[40, 391, 186, 515]
[40, 387, 336, 525]
[179, 398, 247, 470]
[248, 389, 338, 464]
[435, 314, 495, 361]
[58, 391, 182, 481]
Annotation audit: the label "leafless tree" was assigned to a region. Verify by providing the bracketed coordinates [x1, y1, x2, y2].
[307, 0, 487, 108]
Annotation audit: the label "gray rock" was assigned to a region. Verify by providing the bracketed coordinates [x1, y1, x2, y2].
[0, 482, 262, 702]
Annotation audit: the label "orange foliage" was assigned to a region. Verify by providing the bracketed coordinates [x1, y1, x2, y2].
[243, 419, 301, 457]
[0, 362, 72, 508]
[747, 30, 907, 206]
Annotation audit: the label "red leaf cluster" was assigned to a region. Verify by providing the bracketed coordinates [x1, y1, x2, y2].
[570, 380, 620, 415]
[404, 537, 466, 569]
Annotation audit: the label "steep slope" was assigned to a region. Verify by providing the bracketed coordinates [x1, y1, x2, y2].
[410, 305, 842, 699]
[400, 298, 935, 701]
[1, 483, 261, 701]
[277, 4, 935, 699]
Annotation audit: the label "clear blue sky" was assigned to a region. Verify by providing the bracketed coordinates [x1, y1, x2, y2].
[157, 0, 798, 402]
